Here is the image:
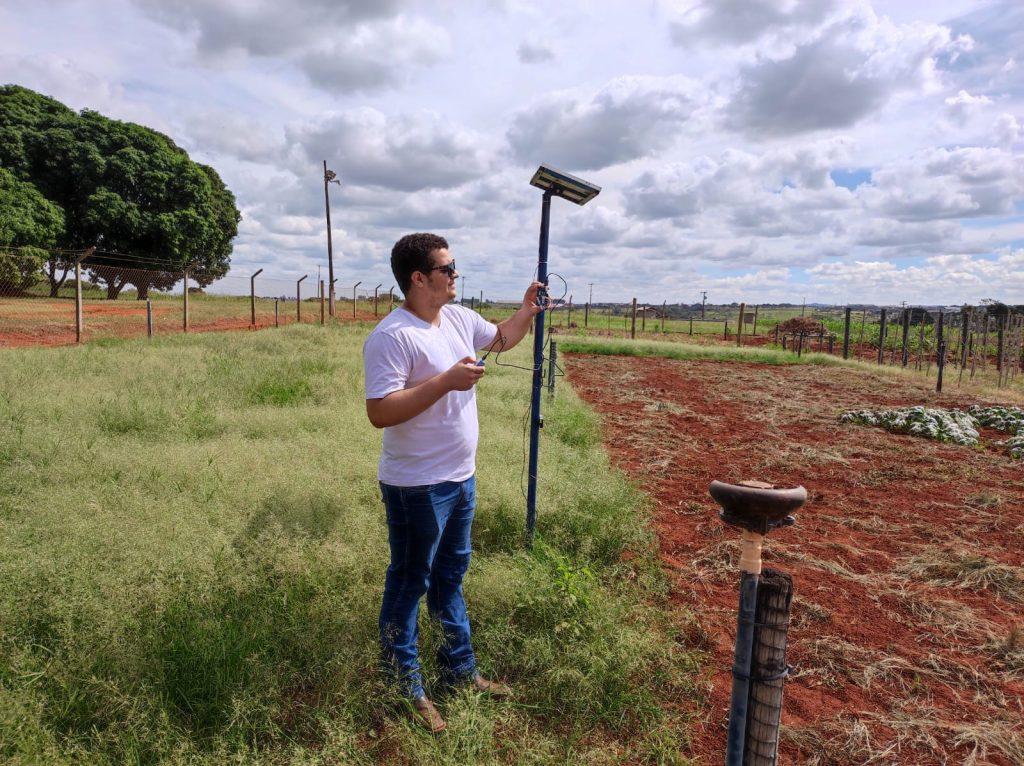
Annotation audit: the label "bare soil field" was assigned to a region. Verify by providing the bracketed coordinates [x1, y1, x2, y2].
[566, 354, 1024, 765]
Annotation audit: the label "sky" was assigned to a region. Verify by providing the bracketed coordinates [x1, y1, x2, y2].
[2, 0, 1023, 305]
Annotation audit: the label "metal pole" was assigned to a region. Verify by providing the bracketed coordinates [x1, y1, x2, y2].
[182, 269, 189, 333]
[584, 302, 589, 328]
[842, 307, 851, 359]
[726, 570, 760, 765]
[901, 309, 911, 367]
[324, 161, 336, 317]
[352, 281, 361, 319]
[374, 283, 382, 317]
[526, 190, 552, 549]
[74, 252, 85, 343]
[737, 302, 745, 347]
[274, 298, 279, 328]
[936, 312, 945, 393]
[877, 308, 887, 365]
[250, 268, 263, 327]
[662, 300, 667, 333]
[297, 275, 307, 322]
[146, 298, 153, 338]
[752, 305, 758, 336]
[319, 280, 325, 325]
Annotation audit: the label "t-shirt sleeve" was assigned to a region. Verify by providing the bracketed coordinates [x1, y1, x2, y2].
[363, 331, 411, 399]
[469, 310, 500, 351]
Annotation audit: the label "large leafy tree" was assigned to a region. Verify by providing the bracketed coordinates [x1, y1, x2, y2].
[0, 85, 240, 298]
[0, 167, 65, 292]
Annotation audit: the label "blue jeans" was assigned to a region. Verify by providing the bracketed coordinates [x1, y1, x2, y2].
[379, 476, 477, 699]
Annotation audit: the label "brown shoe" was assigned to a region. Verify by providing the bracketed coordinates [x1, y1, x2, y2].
[411, 696, 446, 734]
[471, 674, 512, 697]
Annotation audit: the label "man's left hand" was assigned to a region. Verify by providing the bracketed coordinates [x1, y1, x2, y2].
[522, 281, 551, 315]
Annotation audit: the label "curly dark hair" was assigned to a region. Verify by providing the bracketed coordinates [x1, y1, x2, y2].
[391, 233, 449, 293]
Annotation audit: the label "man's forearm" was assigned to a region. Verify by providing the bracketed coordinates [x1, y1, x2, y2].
[367, 374, 451, 428]
[494, 306, 535, 353]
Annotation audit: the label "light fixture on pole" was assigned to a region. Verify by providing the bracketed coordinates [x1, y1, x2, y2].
[525, 163, 600, 548]
[323, 162, 341, 317]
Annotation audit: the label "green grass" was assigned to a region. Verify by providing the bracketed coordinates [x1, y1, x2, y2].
[0, 323, 699, 765]
[557, 335, 849, 366]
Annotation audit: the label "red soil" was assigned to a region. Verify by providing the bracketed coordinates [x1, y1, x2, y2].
[567, 354, 1024, 765]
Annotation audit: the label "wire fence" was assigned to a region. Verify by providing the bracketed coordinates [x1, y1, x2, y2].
[0, 248, 399, 348]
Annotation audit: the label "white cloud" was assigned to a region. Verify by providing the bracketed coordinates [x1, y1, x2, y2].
[725, 6, 964, 136]
[944, 89, 992, 125]
[133, 0, 447, 93]
[506, 75, 705, 170]
[994, 113, 1022, 145]
[666, 0, 841, 47]
[285, 108, 493, 192]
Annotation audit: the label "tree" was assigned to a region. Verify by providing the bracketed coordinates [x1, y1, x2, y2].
[0, 85, 240, 298]
[0, 167, 65, 293]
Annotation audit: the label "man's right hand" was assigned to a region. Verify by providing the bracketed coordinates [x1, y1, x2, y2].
[444, 356, 486, 391]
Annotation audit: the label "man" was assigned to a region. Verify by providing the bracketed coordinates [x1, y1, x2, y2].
[363, 232, 544, 733]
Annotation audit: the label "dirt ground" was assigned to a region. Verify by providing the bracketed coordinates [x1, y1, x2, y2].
[566, 354, 1024, 766]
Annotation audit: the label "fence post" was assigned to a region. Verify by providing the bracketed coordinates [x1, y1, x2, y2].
[584, 302, 589, 328]
[724, 320, 729, 340]
[641, 305, 646, 333]
[183, 269, 190, 333]
[842, 307, 851, 359]
[690, 316, 693, 335]
[877, 308, 887, 365]
[297, 275, 308, 322]
[737, 302, 745, 347]
[320, 280, 325, 325]
[752, 305, 759, 336]
[631, 298, 637, 339]
[274, 298, 279, 328]
[662, 301, 667, 333]
[250, 268, 263, 327]
[901, 309, 911, 367]
[146, 299, 153, 339]
[774, 323, 779, 345]
[936, 312, 945, 392]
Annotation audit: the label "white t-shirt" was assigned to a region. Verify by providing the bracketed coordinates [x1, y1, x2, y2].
[363, 304, 499, 486]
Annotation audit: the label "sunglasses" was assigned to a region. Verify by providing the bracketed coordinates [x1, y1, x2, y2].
[424, 260, 457, 278]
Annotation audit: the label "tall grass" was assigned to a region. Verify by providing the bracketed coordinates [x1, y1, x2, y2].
[0, 324, 699, 765]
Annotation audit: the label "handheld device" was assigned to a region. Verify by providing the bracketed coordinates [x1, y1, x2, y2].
[535, 284, 549, 310]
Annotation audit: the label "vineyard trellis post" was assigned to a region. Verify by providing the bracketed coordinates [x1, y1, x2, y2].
[877, 308, 887, 365]
[842, 307, 851, 359]
[901, 309, 911, 367]
[936, 311, 945, 393]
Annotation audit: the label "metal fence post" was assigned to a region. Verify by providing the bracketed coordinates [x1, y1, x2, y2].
[74, 254, 84, 343]
[662, 300, 666, 333]
[250, 268, 263, 327]
[631, 297, 637, 339]
[584, 302, 589, 328]
[146, 298, 153, 338]
[320, 280, 325, 325]
[752, 305, 759, 336]
[737, 302, 745, 347]
[183, 269, 190, 333]
[877, 308, 887, 365]
[274, 298, 279, 328]
[297, 275, 308, 322]
[842, 307, 851, 359]
[547, 340, 557, 396]
[901, 309, 911, 367]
